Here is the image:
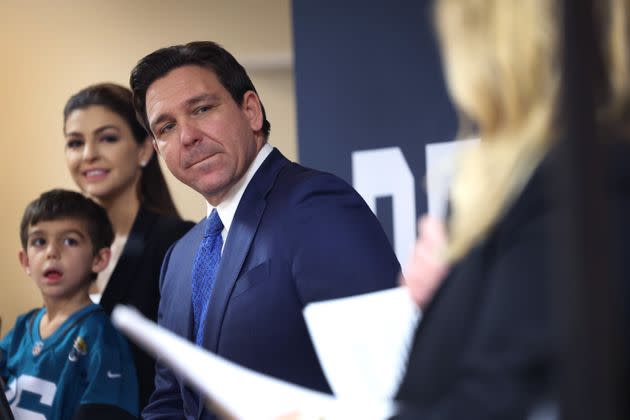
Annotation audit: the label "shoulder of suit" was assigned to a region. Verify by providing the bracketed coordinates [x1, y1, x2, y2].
[271, 162, 357, 205]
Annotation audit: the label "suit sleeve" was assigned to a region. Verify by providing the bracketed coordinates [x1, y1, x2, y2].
[142, 243, 186, 420]
[290, 173, 400, 303]
[394, 214, 552, 420]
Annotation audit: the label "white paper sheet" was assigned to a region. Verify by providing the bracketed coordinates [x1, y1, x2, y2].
[111, 305, 395, 420]
[303, 287, 421, 401]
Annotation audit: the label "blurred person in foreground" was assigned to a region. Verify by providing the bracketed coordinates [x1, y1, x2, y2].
[394, 0, 630, 418]
[280, 0, 630, 419]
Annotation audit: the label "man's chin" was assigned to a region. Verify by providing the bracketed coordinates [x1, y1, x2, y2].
[195, 180, 234, 206]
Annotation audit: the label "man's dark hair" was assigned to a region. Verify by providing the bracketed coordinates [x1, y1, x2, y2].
[20, 189, 114, 254]
[130, 41, 271, 139]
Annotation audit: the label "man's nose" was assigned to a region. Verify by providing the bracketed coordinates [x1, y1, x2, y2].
[179, 120, 202, 147]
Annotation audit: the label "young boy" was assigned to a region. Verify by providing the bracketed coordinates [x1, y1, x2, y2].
[0, 189, 138, 420]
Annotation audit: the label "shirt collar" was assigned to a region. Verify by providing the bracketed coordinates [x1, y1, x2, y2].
[206, 142, 273, 237]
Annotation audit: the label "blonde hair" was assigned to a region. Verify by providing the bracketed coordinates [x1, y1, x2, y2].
[435, 0, 630, 262]
[600, 0, 630, 130]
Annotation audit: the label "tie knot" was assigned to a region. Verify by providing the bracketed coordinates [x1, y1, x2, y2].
[205, 209, 223, 238]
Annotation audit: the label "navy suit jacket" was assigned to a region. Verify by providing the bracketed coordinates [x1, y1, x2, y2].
[143, 149, 400, 419]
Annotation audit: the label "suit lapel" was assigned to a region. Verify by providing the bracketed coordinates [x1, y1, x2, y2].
[100, 207, 156, 314]
[176, 221, 204, 341]
[201, 148, 289, 352]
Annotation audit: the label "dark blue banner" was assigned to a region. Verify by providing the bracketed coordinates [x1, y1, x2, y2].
[292, 0, 458, 261]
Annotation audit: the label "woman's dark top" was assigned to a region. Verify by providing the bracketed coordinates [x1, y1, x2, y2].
[99, 206, 194, 410]
[394, 139, 630, 419]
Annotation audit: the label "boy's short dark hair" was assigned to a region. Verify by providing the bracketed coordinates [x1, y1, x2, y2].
[20, 189, 114, 253]
[130, 41, 271, 140]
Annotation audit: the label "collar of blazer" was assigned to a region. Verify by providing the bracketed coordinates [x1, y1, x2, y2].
[100, 206, 158, 314]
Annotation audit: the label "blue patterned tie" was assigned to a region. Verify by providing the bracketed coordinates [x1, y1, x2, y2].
[191, 209, 223, 345]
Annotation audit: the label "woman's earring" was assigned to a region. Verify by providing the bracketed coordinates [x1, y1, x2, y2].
[140, 160, 147, 168]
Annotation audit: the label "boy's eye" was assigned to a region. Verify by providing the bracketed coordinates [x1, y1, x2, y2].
[66, 139, 84, 149]
[30, 238, 46, 247]
[64, 237, 79, 246]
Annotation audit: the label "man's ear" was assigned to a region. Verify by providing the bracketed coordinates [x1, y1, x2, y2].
[18, 250, 31, 275]
[241, 90, 263, 132]
[139, 136, 156, 165]
[91, 248, 112, 274]
[152, 137, 160, 154]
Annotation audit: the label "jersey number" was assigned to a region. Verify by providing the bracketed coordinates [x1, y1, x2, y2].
[5, 374, 57, 420]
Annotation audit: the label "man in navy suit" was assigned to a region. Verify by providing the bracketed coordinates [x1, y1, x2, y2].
[130, 41, 400, 419]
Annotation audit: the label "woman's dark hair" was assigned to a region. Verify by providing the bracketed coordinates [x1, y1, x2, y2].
[130, 41, 271, 139]
[63, 83, 181, 217]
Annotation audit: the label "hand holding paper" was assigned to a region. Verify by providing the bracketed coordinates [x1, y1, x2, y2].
[402, 215, 449, 309]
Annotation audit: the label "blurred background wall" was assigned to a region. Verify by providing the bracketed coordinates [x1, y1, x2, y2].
[0, 0, 296, 334]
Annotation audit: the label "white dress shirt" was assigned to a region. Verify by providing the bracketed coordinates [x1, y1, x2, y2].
[206, 142, 273, 253]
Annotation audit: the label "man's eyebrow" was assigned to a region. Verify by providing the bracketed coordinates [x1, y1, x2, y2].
[149, 113, 169, 134]
[185, 93, 219, 107]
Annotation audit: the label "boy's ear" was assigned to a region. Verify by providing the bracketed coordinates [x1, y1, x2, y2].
[18, 250, 31, 275]
[91, 248, 111, 274]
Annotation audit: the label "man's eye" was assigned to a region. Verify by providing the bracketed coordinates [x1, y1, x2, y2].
[194, 105, 210, 114]
[159, 122, 176, 136]
[66, 139, 84, 149]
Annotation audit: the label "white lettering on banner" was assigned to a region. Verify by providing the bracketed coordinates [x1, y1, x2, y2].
[6, 375, 57, 420]
[351, 141, 478, 265]
[352, 147, 416, 263]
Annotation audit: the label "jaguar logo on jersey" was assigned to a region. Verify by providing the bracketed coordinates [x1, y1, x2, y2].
[68, 336, 88, 362]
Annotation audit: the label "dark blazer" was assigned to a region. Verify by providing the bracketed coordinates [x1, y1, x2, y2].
[99, 207, 194, 410]
[143, 148, 400, 420]
[394, 140, 630, 420]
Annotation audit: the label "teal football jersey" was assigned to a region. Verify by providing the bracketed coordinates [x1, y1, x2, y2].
[0, 304, 138, 419]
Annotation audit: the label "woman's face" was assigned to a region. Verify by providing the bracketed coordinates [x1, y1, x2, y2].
[64, 105, 152, 204]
